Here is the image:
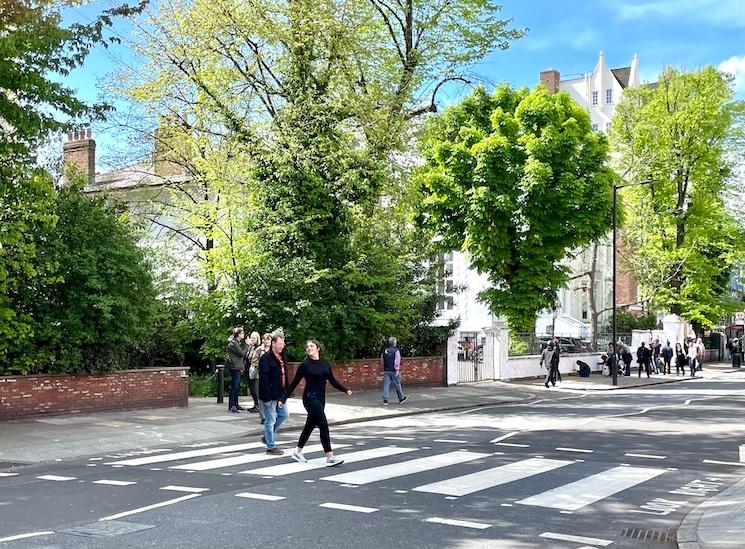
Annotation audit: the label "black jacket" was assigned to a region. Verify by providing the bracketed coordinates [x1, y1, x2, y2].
[636, 346, 651, 364]
[226, 338, 246, 372]
[258, 349, 288, 402]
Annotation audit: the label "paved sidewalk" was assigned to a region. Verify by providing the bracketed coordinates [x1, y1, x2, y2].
[0, 381, 536, 465]
[678, 476, 745, 548]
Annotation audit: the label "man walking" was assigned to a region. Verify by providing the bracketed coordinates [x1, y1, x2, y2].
[618, 339, 632, 376]
[381, 337, 407, 405]
[259, 332, 290, 454]
[225, 327, 247, 413]
[661, 340, 673, 374]
[637, 341, 651, 378]
[540, 340, 559, 388]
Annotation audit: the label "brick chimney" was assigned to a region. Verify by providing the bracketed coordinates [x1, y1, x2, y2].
[540, 69, 560, 94]
[62, 127, 96, 186]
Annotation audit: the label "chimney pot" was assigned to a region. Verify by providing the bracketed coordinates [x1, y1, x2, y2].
[62, 127, 95, 186]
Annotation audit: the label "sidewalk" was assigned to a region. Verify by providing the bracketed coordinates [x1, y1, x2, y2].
[678, 476, 745, 548]
[0, 381, 536, 466]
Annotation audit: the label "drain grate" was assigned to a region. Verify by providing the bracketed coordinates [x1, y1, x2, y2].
[619, 527, 675, 542]
[60, 520, 156, 538]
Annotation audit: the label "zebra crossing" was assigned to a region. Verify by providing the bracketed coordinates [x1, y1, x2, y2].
[91, 435, 671, 513]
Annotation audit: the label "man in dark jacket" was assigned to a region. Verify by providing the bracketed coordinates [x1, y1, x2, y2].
[661, 340, 673, 374]
[637, 341, 651, 378]
[225, 327, 246, 413]
[381, 337, 407, 405]
[259, 332, 290, 454]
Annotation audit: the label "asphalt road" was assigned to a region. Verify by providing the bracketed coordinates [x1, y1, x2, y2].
[2, 371, 745, 549]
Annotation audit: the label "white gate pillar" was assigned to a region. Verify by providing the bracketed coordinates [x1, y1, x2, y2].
[446, 334, 459, 386]
[484, 321, 508, 380]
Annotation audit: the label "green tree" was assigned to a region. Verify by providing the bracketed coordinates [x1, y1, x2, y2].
[415, 85, 616, 331]
[611, 66, 745, 330]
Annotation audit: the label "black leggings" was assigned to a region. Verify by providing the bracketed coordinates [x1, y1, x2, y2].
[298, 393, 331, 453]
[247, 378, 259, 408]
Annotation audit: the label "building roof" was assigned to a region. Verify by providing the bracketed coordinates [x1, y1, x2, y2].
[611, 66, 631, 88]
[85, 162, 190, 193]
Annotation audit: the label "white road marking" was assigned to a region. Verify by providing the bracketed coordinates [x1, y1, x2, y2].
[624, 453, 666, 460]
[556, 447, 594, 453]
[235, 492, 285, 501]
[433, 439, 468, 444]
[319, 502, 378, 513]
[490, 431, 520, 443]
[413, 457, 574, 497]
[99, 494, 200, 521]
[518, 466, 666, 511]
[106, 441, 285, 466]
[171, 443, 348, 471]
[36, 475, 75, 481]
[0, 531, 55, 542]
[0, 472, 19, 477]
[88, 458, 103, 461]
[495, 443, 530, 448]
[92, 480, 137, 486]
[321, 451, 489, 485]
[383, 436, 415, 441]
[424, 517, 491, 529]
[539, 532, 613, 546]
[702, 459, 745, 467]
[334, 434, 374, 440]
[160, 485, 209, 493]
[740, 444, 745, 462]
[245, 446, 417, 477]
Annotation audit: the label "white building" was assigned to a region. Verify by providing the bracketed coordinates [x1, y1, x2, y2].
[436, 52, 643, 342]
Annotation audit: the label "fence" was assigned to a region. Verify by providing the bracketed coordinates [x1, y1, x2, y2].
[509, 333, 633, 356]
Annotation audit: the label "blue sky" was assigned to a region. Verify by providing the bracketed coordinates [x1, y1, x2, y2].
[62, 0, 745, 169]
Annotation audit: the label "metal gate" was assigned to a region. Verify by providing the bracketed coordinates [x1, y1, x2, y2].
[457, 350, 485, 383]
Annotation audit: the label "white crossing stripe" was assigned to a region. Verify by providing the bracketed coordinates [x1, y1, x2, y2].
[170, 443, 349, 471]
[495, 442, 530, 448]
[92, 479, 137, 486]
[0, 472, 19, 477]
[160, 485, 210, 493]
[106, 441, 286, 466]
[246, 446, 418, 477]
[321, 451, 490, 485]
[702, 460, 745, 467]
[99, 494, 200, 521]
[424, 517, 491, 529]
[433, 439, 468, 444]
[517, 466, 666, 511]
[556, 447, 594, 453]
[235, 492, 285, 501]
[490, 431, 520, 443]
[319, 502, 378, 513]
[36, 475, 76, 481]
[539, 532, 613, 546]
[413, 457, 574, 497]
[624, 453, 666, 460]
[0, 531, 55, 542]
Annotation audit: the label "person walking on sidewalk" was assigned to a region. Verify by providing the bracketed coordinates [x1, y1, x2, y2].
[637, 341, 651, 378]
[552, 337, 562, 383]
[687, 339, 698, 377]
[661, 340, 673, 375]
[695, 337, 705, 371]
[381, 337, 407, 405]
[651, 338, 661, 374]
[225, 327, 247, 413]
[259, 332, 290, 454]
[540, 341, 558, 387]
[283, 340, 352, 467]
[245, 331, 261, 413]
[618, 339, 632, 376]
[250, 333, 272, 424]
[675, 342, 687, 375]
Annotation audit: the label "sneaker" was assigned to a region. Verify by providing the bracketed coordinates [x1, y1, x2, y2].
[325, 456, 344, 467]
[291, 452, 307, 463]
[260, 418, 265, 425]
[236, 405, 246, 411]
[229, 407, 239, 413]
[261, 435, 266, 445]
[266, 447, 284, 455]
[248, 407, 259, 413]
[383, 400, 388, 405]
[399, 396, 408, 404]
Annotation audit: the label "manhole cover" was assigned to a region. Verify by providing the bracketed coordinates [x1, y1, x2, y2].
[61, 520, 156, 538]
[619, 527, 675, 542]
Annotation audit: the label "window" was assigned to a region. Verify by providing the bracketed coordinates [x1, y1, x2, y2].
[606, 89, 613, 104]
[592, 123, 599, 132]
[605, 122, 612, 132]
[591, 91, 598, 106]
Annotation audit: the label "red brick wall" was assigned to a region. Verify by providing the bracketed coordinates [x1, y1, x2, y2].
[0, 368, 189, 421]
[286, 356, 444, 394]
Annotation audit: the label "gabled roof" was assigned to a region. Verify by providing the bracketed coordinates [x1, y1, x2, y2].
[611, 66, 631, 88]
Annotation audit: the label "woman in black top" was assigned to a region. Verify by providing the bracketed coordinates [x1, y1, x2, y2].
[675, 342, 687, 375]
[283, 340, 352, 466]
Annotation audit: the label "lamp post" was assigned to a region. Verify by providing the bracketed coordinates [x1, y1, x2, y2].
[551, 297, 561, 337]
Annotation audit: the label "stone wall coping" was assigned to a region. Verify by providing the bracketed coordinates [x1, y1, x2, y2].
[0, 366, 190, 381]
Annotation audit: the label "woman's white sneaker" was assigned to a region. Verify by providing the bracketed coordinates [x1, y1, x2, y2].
[291, 452, 307, 463]
[325, 456, 344, 467]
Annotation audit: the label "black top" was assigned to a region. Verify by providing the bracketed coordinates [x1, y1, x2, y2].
[258, 350, 288, 402]
[283, 358, 348, 402]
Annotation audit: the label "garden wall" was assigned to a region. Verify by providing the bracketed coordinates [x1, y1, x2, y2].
[0, 367, 189, 421]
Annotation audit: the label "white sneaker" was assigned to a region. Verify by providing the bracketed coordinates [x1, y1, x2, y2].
[325, 456, 344, 467]
[291, 452, 307, 463]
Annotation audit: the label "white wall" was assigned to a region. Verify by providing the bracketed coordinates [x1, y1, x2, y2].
[500, 352, 604, 381]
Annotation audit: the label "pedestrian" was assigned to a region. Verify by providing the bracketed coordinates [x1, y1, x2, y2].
[687, 339, 698, 377]
[675, 342, 687, 375]
[651, 339, 661, 374]
[245, 331, 261, 414]
[552, 337, 562, 383]
[636, 341, 651, 378]
[540, 341, 558, 387]
[259, 332, 290, 455]
[381, 337, 407, 405]
[695, 337, 705, 371]
[283, 340, 352, 467]
[606, 342, 619, 377]
[661, 340, 673, 375]
[225, 327, 247, 413]
[726, 338, 734, 361]
[618, 339, 632, 376]
[250, 333, 272, 424]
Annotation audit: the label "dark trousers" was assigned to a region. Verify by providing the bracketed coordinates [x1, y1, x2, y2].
[298, 393, 332, 453]
[545, 364, 559, 386]
[229, 369, 241, 409]
[247, 378, 259, 408]
[623, 353, 632, 376]
[638, 362, 650, 378]
[663, 357, 671, 374]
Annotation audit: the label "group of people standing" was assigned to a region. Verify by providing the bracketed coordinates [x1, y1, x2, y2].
[607, 338, 704, 378]
[224, 329, 407, 466]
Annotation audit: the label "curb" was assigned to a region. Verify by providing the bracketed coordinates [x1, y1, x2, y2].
[676, 476, 745, 549]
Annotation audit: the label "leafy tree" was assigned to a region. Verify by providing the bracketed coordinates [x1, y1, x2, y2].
[611, 66, 745, 330]
[415, 84, 616, 332]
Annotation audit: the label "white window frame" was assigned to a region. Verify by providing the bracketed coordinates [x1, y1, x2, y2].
[606, 88, 613, 104]
[591, 91, 598, 106]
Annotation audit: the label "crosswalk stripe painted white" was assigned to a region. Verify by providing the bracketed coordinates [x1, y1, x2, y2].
[517, 466, 666, 511]
[235, 492, 285, 501]
[36, 475, 76, 481]
[99, 494, 200, 521]
[106, 441, 285, 466]
[0, 472, 19, 477]
[319, 502, 378, 513]
[490, 431, 520, 443]
[495, 442, 529, 448]
[92, 480, 137, 486]
[433, 439, 468, 444]
[0, 531, 55, 542]
[170, 443, 350, 471]
[321, 451, 490, 485]
[412, 457, 574, 497]
[624, 453, 666, 460]
[160, 485, 209, 493]
[556, 447, 594, 453]
[539, 532, 613, 546]
[245, 446, 418, 477]
[424, 517, 491, 529]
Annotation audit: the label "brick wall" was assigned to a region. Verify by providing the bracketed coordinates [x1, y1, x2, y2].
[0, 368, 189, 421]
[286, 356, 444, 394]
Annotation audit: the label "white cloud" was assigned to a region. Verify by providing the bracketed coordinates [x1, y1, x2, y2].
[719, 55, 745, 93]
[522, 26, 600, 52]
[612, 0, 745, 28]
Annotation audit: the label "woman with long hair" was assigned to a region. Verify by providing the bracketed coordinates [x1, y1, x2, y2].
[282, 340, 352, 466]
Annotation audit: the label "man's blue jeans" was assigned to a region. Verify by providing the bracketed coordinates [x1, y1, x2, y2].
[262, 401, 289, 448]
[382, 371, 404, 402]
[228, 369, 241, 410]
